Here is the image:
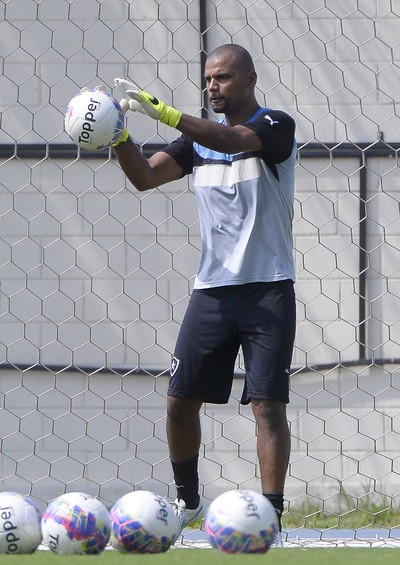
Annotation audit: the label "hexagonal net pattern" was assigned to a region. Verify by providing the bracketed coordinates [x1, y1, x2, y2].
[0, 0, 400, 546]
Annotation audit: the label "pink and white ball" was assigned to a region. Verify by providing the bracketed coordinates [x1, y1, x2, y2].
[110, 490, 179, 553]
[0, 492, 42, 554]
[41, 492, 111, 555]
[204, 489, 279, 553]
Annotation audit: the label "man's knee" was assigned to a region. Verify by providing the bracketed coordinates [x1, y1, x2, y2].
[251, 399, 287, 426]
[167, 395, 202, 424]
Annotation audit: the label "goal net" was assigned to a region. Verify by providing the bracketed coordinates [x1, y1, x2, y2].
[1, 0, 399, 546]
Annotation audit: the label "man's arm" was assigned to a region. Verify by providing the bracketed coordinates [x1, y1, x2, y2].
[114, 78, 262, 156]
[113, 136, 184, 192]
[176, 114, 262, 154]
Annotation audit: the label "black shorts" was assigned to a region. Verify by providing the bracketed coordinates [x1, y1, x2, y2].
[168, 280, 296, 405]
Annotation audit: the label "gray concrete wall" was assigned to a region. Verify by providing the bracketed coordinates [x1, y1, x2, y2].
[1, 0, 399, 515]
[1, 363, 399, 511]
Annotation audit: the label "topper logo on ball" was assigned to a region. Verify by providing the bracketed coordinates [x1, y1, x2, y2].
[0, 506, 20, 554]
[239, 491, 261, 519]
[154, 494, 170, 526]
[78, 97, 101, 145]
[47, 532, 60, 552]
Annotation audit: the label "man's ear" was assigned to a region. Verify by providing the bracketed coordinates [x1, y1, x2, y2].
[249, 70, 257, 87]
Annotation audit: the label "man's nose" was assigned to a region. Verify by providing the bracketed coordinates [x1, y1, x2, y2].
[208, 78, 219, 90]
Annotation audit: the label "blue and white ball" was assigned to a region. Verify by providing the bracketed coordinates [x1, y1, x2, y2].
[65, 89, 124, 151]
[110, 491, 179, 553]
[204, 489, 279, 553]
[41, 492, 111, 555]
[0, 492, 42, 554]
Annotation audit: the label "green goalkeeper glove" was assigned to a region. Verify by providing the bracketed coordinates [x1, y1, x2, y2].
[112, 127, 129, 147]
[114, 78, 182, 128]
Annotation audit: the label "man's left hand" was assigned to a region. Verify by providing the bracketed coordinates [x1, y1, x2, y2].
[114, 78, 182, 128]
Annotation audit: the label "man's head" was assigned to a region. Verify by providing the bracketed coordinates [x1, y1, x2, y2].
[204, 44, 259, 123]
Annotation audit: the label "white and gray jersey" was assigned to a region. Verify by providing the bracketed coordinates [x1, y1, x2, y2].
[163, 107, 296, 289]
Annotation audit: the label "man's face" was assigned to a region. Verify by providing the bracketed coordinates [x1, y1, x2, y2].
[204, 54, 253, 116]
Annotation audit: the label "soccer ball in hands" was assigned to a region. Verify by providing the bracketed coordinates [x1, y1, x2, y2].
[204, 489, 279, 553]
[64, 89, 125, 151]
[110, 490, 179, 553]
[41, 492, 111, 555]
[0, 491, 42, 554]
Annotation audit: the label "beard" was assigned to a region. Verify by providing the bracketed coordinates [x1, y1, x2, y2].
[210, 98, 228, 114]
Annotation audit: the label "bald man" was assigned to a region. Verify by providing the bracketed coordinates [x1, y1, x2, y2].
[113, 44, 297, 546]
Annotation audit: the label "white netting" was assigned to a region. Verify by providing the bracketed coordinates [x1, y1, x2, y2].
[0, 0, 400, 546]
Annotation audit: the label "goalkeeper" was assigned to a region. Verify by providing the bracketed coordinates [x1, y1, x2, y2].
[113, 44, 296, 547]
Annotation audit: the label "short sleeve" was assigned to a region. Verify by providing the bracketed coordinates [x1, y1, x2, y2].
[161, 134, 195, 177]
[246, 110, 296, 164]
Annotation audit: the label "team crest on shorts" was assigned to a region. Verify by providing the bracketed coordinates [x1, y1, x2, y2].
[170, 356, 180, 376]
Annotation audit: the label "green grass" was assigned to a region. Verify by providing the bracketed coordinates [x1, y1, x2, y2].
[285, 505, 400, 530]
[0, 549, 400, 565]
[283, 489, 400, 530]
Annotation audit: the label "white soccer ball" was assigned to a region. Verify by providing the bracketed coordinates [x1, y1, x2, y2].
[110, 490, 179, 553]
[0, 492, 42, 554]
[41, 492, 111, 555]
[64, 89, 125, 151]
[204, 489, 279, 553]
